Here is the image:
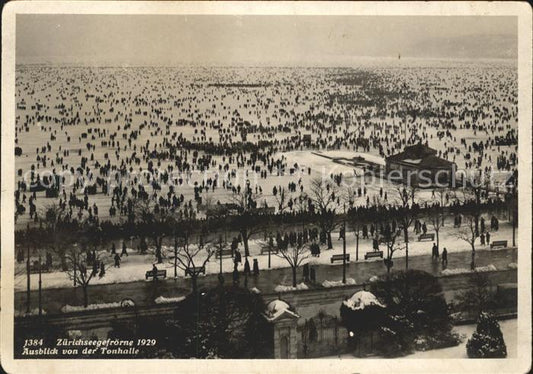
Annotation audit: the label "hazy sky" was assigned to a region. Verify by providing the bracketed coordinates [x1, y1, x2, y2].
[16, 15, 517, 66]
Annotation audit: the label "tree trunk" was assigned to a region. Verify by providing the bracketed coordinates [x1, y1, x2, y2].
[327, 231, 333, 249]
[173, 243, 178, 278]
[26, 246, 31, 314]
[83, 285, 89, 308]
[38, 256, 42, 317]
[192, 276, 198, 295]
[292, 267, 297, 287]
[243, 232, 250, 257]
[404, 227, 409, 270]
[355, 233, 359, 261]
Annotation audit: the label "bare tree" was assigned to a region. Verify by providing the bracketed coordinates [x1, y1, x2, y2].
[462, 169, 491, 236]
[40, 203, 70, 270]
[174, 237, 215, 294]
[135, 199, 172, 263]
[169, 207, 196, 278]
[213, 234, 229, 283]
[309, 177, 338, 249]
[276, 236, 310, 287]
[66, 247, 109, 308]
[380, 222, 403, 275]
[455, 271, 493, 318]
[505, 182, 518, 247]
[230, 187, 261, 257]
[429, 203, 446, 251]
[457, 215, 478, 270]
[395, 186, 418, 270]
[344, 187, 365, 261]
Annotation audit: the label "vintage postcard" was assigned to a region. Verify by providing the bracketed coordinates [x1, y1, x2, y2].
[1, 1, 531, 373]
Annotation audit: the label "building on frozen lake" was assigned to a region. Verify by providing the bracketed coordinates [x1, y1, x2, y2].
[385, 143, 455, 187]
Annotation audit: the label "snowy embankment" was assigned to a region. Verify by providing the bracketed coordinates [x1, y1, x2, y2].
[154, 295, 186, 304]
[274, 283, 309, 292]
[322, 278, 356, 288]
[15, 308, 47, 317]
[60, 300, 134, 313]
[441, 264, 497, 276]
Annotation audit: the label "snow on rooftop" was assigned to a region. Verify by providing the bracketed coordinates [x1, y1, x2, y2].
[264, 299, 299, 321]
[343, 290, 385, 311]
[402, 158, 423, 164]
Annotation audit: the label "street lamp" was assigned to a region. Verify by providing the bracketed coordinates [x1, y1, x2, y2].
[342, 204, 347, 284]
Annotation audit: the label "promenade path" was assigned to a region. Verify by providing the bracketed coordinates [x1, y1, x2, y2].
[15, 247, 517, 315]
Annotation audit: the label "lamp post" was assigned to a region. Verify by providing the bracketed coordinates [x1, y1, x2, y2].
[342, 204, 347, 284]
[38, 252, 42, 317]
[26, 243, 31, 314]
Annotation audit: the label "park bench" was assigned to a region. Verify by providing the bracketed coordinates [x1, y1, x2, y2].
[490, 240, 508, 249]
[260, 247, 279, 255]
[216, 249, 233, 259]
[185, 266, 206, 276]
[145, 269, 167, 280]
[418, 233, 435, 241]
[29, 263, 49, 273]
[330, 254, 350, 264]
[365, 251, 383, 260]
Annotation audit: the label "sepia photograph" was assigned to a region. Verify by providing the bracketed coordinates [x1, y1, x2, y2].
[1, 1, 531, 373]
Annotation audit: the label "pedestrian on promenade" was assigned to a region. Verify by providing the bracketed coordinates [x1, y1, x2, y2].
[253, 259, 259, 276]
[234, 249, 242, 266]
[92, 260, 98, 277]
[152, 264, 158, 281]
[441, 247, 448, 267]
[121, 241, 128, 257]
[244, 258, 251, 276]
[232, 264, 240, 285]
[432, 243, 438, 259]
[303, 263, 309, 282]
[310, 267, 316, 283]
[114, 253, 121, 268]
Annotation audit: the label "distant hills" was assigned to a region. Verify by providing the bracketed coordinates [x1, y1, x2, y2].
[407, 34, 517, 59]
